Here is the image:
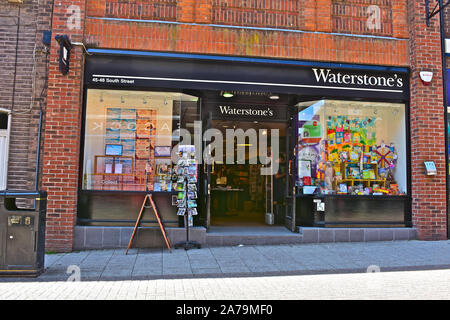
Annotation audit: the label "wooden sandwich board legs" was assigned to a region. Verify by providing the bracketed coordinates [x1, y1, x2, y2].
[126, 194, 172, 254]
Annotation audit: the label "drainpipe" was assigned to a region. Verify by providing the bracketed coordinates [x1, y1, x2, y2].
[34, 109, 42, 192]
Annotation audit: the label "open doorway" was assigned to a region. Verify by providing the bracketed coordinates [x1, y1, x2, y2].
[209, 120, 287, 226]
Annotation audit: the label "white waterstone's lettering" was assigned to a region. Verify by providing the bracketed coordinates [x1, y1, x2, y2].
[218, 105, 274, 117]
[312, 68, 403, 88]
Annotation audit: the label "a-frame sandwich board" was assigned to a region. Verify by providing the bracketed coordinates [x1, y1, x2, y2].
[126, 194, 172, 254]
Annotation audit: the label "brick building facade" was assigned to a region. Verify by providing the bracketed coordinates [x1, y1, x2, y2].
[41, 0, 448, 252]
[0, 1, 52, 193]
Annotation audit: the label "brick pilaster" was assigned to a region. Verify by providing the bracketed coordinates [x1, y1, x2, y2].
[43, 0, 86, 252]
[409, 0, 447, 240]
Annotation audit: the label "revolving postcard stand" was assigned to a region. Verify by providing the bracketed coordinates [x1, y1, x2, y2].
[174, 145, 201, 250]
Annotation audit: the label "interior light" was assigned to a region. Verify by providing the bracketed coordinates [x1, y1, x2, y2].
[269, 94, 279, 100]
[222, 92, 234, 98]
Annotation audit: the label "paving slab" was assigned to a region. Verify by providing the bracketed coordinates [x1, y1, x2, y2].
[3, 240, 450, 282]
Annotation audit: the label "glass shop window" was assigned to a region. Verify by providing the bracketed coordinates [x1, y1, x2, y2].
[82, 89, 199, 192]
[296, 100, 407, 196]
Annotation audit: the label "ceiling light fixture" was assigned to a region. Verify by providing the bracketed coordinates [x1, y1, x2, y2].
[222, 92, 234, 98]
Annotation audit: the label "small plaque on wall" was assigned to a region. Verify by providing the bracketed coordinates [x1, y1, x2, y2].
[424, 161, 437, 175]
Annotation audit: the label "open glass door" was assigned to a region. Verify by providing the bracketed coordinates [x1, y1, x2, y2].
[199, 110, 212, 228]
[284, 106, 297, 231]
[265, 166, 273, 224]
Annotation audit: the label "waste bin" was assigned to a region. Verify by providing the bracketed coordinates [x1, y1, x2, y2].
[0, 191, 47, 277]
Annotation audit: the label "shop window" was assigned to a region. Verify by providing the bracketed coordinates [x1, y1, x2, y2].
[296, 100, 407, 196]
[82, 89, 199, 192]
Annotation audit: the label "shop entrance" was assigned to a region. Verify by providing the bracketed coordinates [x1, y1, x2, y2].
[209, 120, 287, 226]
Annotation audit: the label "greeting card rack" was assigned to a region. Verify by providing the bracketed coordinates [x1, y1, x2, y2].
[174, 145, 201, 250]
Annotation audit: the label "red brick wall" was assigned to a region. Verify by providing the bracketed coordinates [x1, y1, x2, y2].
[42, 0, 86, 252]
[44, 0, 448, 251]
[84, 0, 409, 66]
[408, 1, 447, 240]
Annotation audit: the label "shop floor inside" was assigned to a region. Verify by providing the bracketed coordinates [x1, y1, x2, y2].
[210, 210, 267, 226]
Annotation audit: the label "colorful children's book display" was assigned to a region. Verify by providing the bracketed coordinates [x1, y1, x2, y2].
[297, 111, 401, 196]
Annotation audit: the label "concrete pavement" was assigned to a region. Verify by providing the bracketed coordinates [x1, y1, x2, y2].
[5, 239, 450, 282]
[1, 269, 450, 299]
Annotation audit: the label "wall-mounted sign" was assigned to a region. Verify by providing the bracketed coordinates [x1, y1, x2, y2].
[311, 68, 404, 89]
[211, 104, 286, 121]
[85, 55, 409, 101]
[55, 35, 72, 75]
[217, 105, 274, 117]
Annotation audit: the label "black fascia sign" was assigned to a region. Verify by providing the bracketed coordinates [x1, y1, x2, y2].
[55, 35, 72, 75]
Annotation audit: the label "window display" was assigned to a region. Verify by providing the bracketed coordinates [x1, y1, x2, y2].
[82, 89, 199, 192]
[296, 100, 407, 196]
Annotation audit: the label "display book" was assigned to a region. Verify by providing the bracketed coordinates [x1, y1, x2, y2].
[175, 145, 198, 227]
[96, 107, 159, 191]
[297, 114, 404, 196]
